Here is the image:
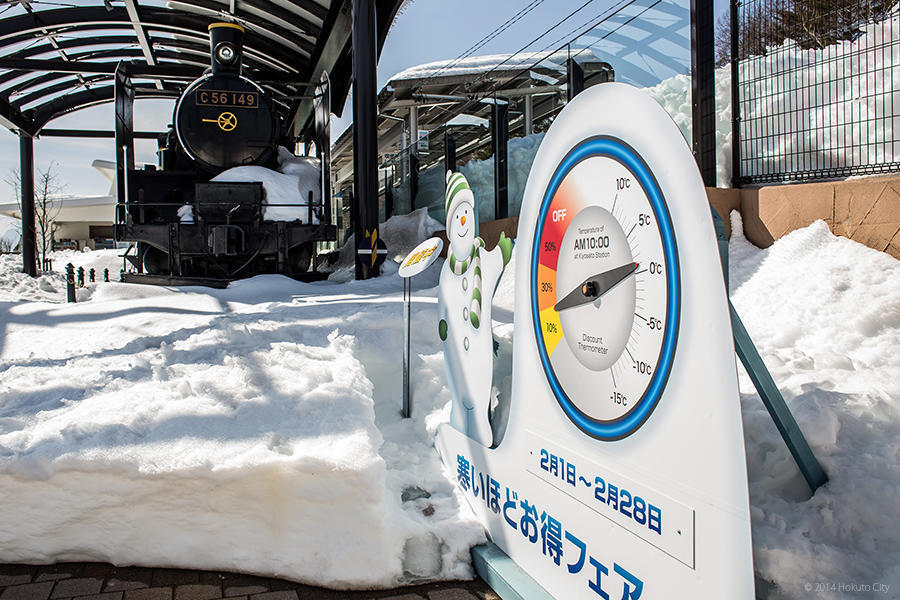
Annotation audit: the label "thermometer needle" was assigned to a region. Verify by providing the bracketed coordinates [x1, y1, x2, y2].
[554, 262, 638, 311]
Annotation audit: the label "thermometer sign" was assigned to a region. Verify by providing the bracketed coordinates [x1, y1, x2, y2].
[531, 136, 680, 440]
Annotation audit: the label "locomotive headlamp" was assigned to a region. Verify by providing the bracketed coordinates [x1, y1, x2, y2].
[208, 22, 244, 74]
[216, 42, 236, 64]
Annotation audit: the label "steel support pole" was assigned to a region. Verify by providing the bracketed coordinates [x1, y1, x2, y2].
[566, 58, 584, 101]
[730, 0, 742, 188]
[408, 106, 418, 156]
[19, 134, 36, 277]
[444, 131, 457, 174]
[351, 0, 379, 280]
[691, 0, 716, 187]
[491, 101, 509, 220]
[524, 94, 533, 136]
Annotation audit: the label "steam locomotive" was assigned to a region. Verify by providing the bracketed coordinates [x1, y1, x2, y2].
[114, 22, 335, 286]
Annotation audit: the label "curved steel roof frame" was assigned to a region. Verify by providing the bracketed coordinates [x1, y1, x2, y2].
[0, 0, 406, 137]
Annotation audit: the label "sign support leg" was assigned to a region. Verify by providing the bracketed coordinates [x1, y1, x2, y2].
[730, 303, 828, 492]
[710, 209, 827, 493]
[471, 543, 553, 600]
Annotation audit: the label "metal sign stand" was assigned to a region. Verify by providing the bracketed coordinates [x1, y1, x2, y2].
[397, 237, 444, 419]
[711, 209, 828, 493]
[402, 276, 411, 418]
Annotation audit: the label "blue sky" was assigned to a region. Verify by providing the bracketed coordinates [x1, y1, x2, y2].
[0, 0, 725, 204]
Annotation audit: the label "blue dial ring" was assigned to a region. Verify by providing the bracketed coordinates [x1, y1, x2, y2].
[530, 136, 680, 441]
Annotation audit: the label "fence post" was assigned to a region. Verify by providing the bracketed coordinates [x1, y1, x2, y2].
[730, 0, 742, 188]
[89, 268, 95, 283]
[444, 131, 457, 174]
[104, 268, 109, 282]
[65, 263, 76, 303]
[690, 0, 717, 187]
[491, 99, 509, 220]
[566, 57, 584, 101]
[77, 266, 85, 287]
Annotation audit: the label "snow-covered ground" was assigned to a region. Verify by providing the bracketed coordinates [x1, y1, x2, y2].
[728, 214, 900, 599]
[0, 208, 898, 598]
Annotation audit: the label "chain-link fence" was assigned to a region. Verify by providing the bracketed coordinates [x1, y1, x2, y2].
[733, 0, 900, 185]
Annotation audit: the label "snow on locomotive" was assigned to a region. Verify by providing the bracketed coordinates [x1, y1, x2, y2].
[115, 22, 334, 285]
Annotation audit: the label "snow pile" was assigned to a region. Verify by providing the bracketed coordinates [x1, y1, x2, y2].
[0, 214, 20, 251]
[642, 70, 734, 187]
[728, 213, 900, 598]
[0, 231, 484, 587]
[459, 133, 545, 222]
[212, 148, 321, 223]
[397, 133, 545, 225]
[326, 208, 444, 283]
[0, 249, 122, 304]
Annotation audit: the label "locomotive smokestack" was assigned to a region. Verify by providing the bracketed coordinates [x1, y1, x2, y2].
[208, 22, 245, 76]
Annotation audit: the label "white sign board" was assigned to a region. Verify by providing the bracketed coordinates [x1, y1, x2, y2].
[435, 83, 754, 599]
[399, 237, 442, 278]
[417, 129, 429, 152]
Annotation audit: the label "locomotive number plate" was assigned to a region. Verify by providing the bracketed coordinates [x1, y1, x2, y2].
[196, 89, 258, 109]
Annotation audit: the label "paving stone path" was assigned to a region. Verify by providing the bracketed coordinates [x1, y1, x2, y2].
[0, 564, 499, 600]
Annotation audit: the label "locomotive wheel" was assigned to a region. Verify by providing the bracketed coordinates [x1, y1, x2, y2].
[140, 244, 169, 275]
[289, 242, 314, 273]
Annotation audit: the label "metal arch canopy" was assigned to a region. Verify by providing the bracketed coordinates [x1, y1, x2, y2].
[0, 0, 406, 137]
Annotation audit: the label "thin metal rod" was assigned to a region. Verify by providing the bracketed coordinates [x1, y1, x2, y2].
[402, 277, 411, 418]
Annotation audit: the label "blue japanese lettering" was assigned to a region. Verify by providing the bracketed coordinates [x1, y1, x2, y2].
[564, 531, 586, 574]
[456, 455, 470, 492]
[540, 511, 563, 565]
[588, 556, 610, 599]
[520, 499, 539, 543]
[614, 563, 644, 600]
[503, 488, 518, 530]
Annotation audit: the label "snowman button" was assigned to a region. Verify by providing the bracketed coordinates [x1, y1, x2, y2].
[462, 278, 468, 291]
[464, 337, 470, 350]
[463, 307, 469, 320]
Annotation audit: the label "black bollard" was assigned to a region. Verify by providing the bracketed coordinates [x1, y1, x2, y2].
[104, 268, 109, 282]
[65, 263, 76, 303]
[120, 269, 125, 282]
[77, 266, 85, 287]
[89, 268, 95, 283]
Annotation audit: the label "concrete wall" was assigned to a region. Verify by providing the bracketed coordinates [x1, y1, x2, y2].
[711, 175, 900, 260]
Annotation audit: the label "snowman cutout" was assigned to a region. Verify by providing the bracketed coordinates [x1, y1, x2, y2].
[438, 171, 512, 447]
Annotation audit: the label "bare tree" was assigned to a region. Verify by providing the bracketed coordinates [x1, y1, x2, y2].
[4, 162, 64, 269]
[718, 0, 897, 62]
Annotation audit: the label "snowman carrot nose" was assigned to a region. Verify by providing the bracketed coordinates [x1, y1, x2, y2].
[461, 216, 467, 225]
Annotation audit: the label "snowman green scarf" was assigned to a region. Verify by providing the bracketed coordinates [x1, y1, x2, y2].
[448, 236, 486, 329]
[445, 171, 514, 330]
[446, 171, 486, 328]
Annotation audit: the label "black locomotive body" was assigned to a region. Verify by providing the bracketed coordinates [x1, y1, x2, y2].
[114, 22, 334, 286]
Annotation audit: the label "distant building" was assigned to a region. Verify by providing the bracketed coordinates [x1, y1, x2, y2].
[0, 160, 117, 250]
